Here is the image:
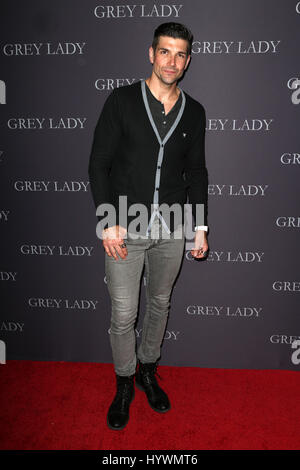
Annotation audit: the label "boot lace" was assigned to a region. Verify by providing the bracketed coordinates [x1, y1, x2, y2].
[115, 377, 134, 403]
[141, 362, 163, 382]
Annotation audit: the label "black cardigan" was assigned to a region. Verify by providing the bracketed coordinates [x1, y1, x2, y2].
[88, 79, 208, 235]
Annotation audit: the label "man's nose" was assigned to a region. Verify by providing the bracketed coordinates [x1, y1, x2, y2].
[168, 54, 176, 66]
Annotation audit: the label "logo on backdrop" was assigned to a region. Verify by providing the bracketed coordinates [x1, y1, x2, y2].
[276, 217, 300, 228]
[94, 4, 183, 18]
[14, 180, 89, 192]
[208, 184, 268, 196]
[7, 118, 86, 129]
[0, 271, 16, 281]
[0, 211, 10, 222]
[207, 119, 273, 131]
[95, 78, 142, 90]
[186, 306, 262, 318]
[185, 251, 264, 262]
[270, 335, 300, 366]
[270, 335, 300, 343]
[108, 328, 180, 341]
[20, 245, 94, 256]
[280, 152, 300, 164]
[1, 322, 24, 332]
[28, 298, 99, 310]
[0, 80, 6, 104]
[2, 43, 86, 56]
[192, 40, 281, 54]
[272, 281, 300, 292]
[287, 77, 300, 105]
[296, 2, 300, 14]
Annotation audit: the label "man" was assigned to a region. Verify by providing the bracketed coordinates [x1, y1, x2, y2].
[88, 22, 209, 430]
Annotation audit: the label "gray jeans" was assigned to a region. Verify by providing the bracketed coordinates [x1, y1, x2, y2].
[105, 217, 185, 376]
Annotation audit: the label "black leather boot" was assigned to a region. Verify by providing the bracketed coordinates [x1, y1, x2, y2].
[135, 360, 170, 413]
[107, 373, 135, 430]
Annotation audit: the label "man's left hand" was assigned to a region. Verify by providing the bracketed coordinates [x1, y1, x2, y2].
[191, 230, 209, 259]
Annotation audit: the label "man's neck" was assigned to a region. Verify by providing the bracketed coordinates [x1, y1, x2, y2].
[145, 75, 179, 104]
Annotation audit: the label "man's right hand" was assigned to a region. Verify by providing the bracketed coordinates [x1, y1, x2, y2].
[102, 225, 128, 260]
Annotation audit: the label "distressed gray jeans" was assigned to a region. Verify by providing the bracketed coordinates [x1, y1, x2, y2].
[105, 217, 185, 376]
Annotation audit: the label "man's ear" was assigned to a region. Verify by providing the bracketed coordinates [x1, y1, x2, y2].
[149, 46, 154, 64]
[184, 54, 191, 70]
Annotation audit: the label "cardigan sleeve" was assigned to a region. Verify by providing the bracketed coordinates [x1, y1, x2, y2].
[88, 89, 122, 228]
[184, 105, 208, 228]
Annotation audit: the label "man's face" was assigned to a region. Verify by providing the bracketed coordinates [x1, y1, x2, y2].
[149, 35, 191, 86]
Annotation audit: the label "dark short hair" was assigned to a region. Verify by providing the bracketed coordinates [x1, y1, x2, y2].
[152, 22, 193, 56]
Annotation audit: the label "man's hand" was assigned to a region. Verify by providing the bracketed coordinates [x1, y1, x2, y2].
[190, 230, 209, 259]
[102, 225, 128, 260]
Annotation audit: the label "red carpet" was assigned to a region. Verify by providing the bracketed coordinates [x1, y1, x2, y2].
[0, 360, 299, 450]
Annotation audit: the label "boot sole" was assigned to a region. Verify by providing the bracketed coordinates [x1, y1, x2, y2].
[106, 387, 135, 430]
[135, 380, 171, 413]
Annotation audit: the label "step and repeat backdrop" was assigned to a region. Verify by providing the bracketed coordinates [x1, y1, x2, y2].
[0, 1, 299, 370]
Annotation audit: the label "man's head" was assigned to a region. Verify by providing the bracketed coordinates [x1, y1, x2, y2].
[152, 22, 193, 56]
[149, 22, 193, 86]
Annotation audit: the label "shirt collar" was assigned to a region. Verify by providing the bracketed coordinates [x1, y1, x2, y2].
[144, 80, 182, 111]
